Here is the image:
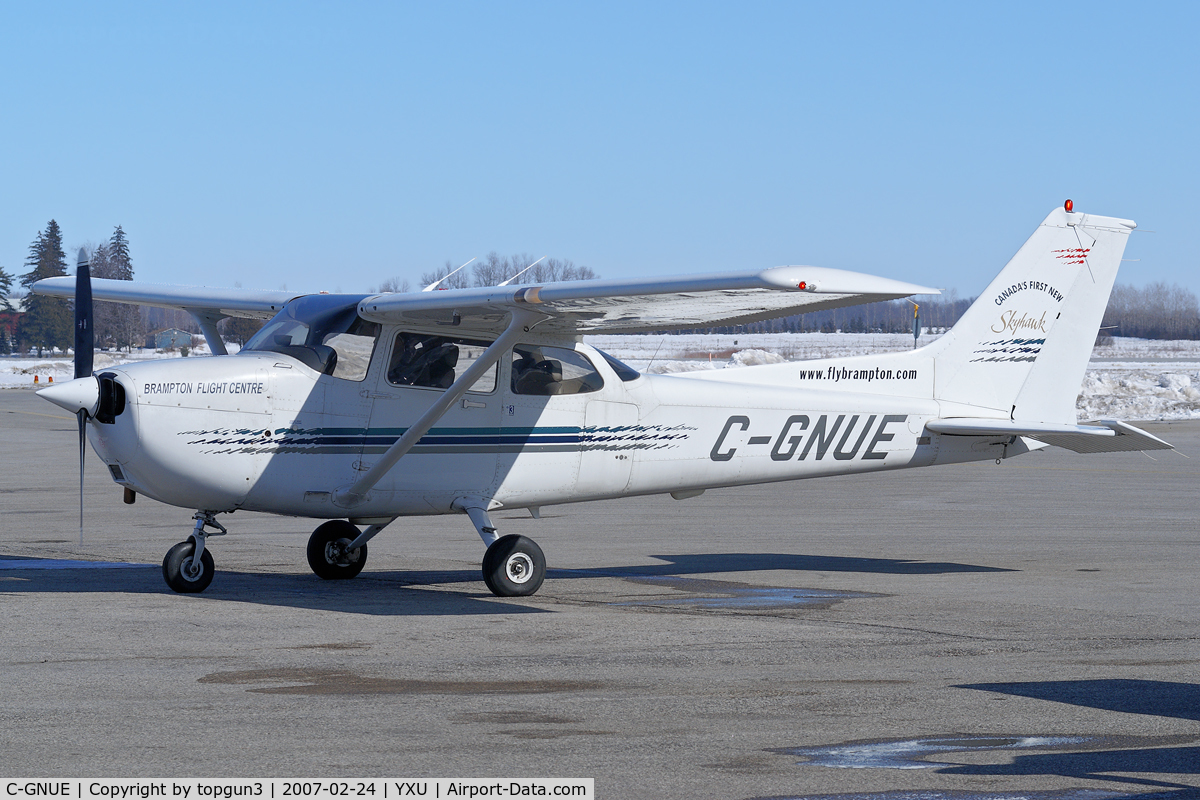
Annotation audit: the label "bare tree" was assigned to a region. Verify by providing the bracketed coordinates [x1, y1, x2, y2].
[472, 252, 512, 286]
[1103, 282, 1199, 339]
[413, 254, 599, 291]
[420, 260, 472, 290]
[371, 277, 411, 293]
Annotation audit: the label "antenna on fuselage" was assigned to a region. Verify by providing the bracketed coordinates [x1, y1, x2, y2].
[422, 258, 475, 292]
[498, 256, 546, 286]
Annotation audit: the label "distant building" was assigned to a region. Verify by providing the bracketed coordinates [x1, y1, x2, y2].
[148, 328, 193, 349]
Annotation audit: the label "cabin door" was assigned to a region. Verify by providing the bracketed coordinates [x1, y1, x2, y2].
[361, 330, 502, 501]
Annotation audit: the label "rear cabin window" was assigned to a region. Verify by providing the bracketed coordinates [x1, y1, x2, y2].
[511, 345, 604, 396]
[386, 332, 497, 393]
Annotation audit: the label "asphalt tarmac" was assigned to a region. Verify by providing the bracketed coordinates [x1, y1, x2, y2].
[2, 388, 1199, 799]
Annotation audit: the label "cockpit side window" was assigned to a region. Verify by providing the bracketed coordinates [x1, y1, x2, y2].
[321, 317, 380, 381]
[511, 344, 604, 396]
[387, 332, 497, 393]
[241, 294, 378, 381]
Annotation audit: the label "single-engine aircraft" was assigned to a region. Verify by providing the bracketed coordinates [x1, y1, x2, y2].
[33, 202, 1172, 596]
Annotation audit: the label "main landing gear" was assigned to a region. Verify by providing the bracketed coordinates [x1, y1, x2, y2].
[307, 520, 369, 579]
[458, 501, 547, 597]
[482, 534, 546, 597]
[162, 511, 225, 593]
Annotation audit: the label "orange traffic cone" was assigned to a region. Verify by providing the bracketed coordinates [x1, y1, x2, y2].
[33, 375, 39, 384]
[48, 375, 54, 383]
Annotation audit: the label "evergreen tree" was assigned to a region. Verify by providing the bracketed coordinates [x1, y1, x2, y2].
[94, 226, 142, 350]
[19, 220, 72, 357]
[90, 242, 116, 347]
[0, 265, 12, 310]
[0, 266, 12, 354]
[109, 225, 133, 279]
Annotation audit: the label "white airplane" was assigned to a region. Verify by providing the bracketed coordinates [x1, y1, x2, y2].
[33, 202, 1171, 597]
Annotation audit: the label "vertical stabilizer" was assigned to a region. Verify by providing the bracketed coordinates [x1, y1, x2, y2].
[932, 205, 1136, 423]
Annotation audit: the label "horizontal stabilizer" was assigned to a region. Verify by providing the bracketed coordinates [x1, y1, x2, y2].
[926, 418, 1174, 453]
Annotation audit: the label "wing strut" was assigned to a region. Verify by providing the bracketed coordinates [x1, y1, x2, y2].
[188, 310, 229, 356]
[333, 309, 540, 508]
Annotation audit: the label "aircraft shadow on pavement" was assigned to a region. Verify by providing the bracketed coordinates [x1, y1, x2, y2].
[957, 679, 1200, 722]
[947, 680, 1200, 791]
[0, 550, 1009, 615]
[0, 561, 543, 617]
[932, 744, 1200, 793]
[590, 552, 1015, 577]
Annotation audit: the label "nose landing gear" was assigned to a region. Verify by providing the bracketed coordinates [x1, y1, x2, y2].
[162, 511, 226, 593]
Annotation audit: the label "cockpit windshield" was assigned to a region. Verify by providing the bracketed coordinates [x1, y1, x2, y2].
[593, 348, 641, 381]
[241, 294, 380, 380]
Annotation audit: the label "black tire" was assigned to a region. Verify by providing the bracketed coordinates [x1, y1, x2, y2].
[162, 540, 215, 593]
[482, 534, 546, 597]
[307, 520, 368, 580]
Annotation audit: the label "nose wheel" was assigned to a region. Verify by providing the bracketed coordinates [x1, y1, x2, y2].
[162, 511, 225, 593]
[162, 540, 215, 593]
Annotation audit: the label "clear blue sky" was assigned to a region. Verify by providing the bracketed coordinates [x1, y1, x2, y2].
[1, 2, 1195, 298]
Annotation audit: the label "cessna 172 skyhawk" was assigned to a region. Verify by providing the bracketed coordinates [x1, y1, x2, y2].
[33, 202, 1171, 597]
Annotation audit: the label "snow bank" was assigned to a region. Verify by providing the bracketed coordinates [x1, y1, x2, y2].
[1079, 367, 1200, 421]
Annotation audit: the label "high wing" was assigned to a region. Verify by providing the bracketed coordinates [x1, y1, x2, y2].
[32, 276, 300, 354]
[33, 276, 296, 320]
[35, 265, 939, 337]
[354, 266, 939, 334]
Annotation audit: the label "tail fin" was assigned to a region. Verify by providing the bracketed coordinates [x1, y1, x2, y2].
[931, 204, 1136, 423]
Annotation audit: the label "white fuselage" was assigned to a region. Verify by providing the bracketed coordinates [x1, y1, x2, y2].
[89, 333, 1018, 521]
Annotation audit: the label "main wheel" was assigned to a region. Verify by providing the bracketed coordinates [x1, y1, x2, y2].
[307, 520, 368, 580]
[482, 534, 546, 597]
[162, 540, 215, 593]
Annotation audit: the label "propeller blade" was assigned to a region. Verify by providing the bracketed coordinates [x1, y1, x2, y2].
[77, 409, 86, 545]
[73, 248, 93, 544]
[74, 248, 93, 380]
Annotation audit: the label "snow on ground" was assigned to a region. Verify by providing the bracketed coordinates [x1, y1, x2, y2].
[5, 335, 1200, 422]
[0, 342, 234, 388]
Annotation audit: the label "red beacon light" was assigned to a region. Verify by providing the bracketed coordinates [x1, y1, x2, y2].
[1064, 199, 1074, 213]
[797, 281, 807, 290]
